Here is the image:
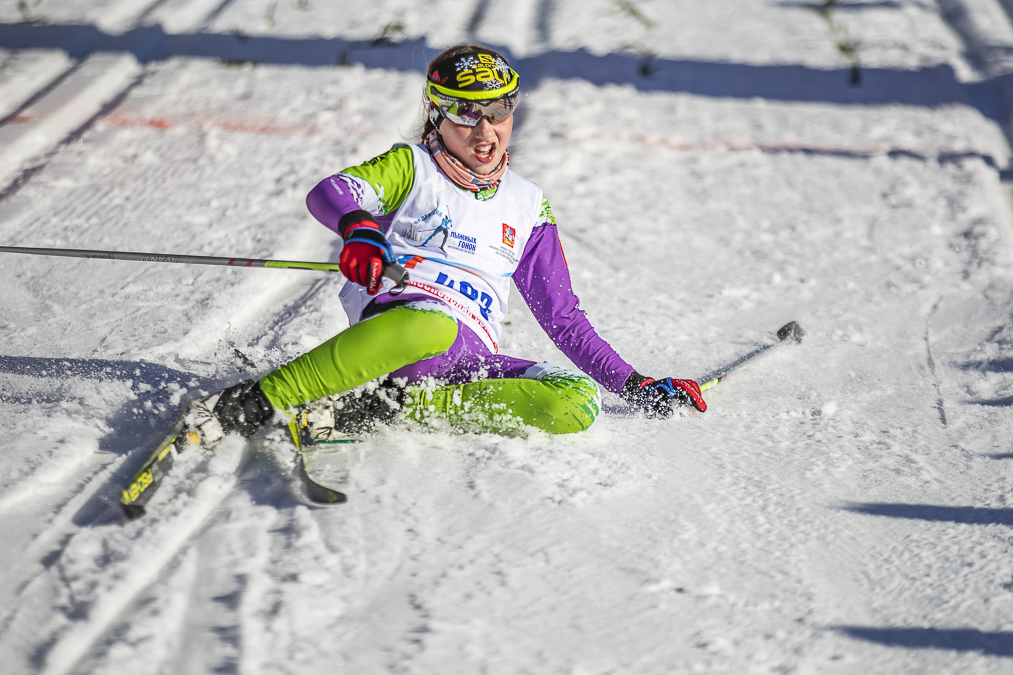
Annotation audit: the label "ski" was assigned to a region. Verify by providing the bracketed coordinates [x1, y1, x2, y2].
[294, 452, 348, 504]
[120, 397, 354, 519]
[287, 407, 356, 505]
[119, 412, 190, 519]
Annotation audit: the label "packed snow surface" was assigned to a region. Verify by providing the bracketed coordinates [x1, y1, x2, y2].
[2, 1, 1013, 673]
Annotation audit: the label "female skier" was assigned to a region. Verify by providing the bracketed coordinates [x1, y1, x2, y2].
[191, 44, 706, 445]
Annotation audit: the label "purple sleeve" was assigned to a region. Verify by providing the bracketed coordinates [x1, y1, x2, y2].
[513, 223, 635, 394]
[306, 174, 370, 236]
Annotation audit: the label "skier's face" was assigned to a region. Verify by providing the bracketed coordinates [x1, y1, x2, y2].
[439, 114, 512, 175]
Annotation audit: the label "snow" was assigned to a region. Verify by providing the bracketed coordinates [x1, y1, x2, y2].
[2, 0, 1013, 673]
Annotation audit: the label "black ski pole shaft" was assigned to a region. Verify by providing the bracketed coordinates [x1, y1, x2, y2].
[696, 321, 806, 392]
[0, 245, 409, 291]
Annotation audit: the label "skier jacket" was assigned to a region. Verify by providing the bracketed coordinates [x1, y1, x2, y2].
[306, 143, 635, 395]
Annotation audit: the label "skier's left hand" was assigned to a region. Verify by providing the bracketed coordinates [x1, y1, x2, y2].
[622, 373, 707, 417]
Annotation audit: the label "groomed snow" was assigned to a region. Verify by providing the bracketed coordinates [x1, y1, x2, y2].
[2, 1, 1013, 673]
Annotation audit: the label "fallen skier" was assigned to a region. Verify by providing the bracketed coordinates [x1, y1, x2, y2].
[185, 44, 707, 447]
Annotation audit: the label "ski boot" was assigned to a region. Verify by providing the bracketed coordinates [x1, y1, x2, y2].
[291, 379, 403, 450]
[202, 380, 346, 505]
[176, 380, 274, 453]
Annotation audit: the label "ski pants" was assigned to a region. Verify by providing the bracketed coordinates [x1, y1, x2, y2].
[256, 303, 601, 435]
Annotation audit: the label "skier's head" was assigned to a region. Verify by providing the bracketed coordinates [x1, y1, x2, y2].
[421, 44, 518, 176]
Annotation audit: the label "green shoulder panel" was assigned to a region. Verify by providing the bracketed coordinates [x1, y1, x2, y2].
[539, 195, 557, 225]
[342, 144, 416, 215]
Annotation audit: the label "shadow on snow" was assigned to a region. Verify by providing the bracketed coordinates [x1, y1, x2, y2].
[840, 502, 1013, 656]
[0, 353, 207, 390]
[0, 353, 325, 525]
[0, 20, 1011, 142]
[957, 356, 1013, 373]
[0, 354, 222, 526]
[842, 502, 1013, 526]
[969, 395, 1013, 407]
[837, 626, 1013, 657]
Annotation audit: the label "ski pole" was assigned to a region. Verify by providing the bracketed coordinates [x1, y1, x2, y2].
[696, 321, 806, 392]
[0, 245, 409, 293]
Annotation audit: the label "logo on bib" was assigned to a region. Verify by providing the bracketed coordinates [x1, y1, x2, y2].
[502, 223, 516, 248]
[405, 207, 456, 254]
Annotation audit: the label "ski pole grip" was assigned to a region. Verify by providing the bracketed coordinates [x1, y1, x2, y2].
[776, 321, 806, 344]
[383, 262, 409, 295]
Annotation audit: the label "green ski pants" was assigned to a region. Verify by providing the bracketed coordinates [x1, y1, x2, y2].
[257, 305, 600, 434]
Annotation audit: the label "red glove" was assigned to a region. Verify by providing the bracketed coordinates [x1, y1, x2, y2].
[659, 378, 707, 413]
[622, 373, 707, 417]
[339, 221, 386, 295]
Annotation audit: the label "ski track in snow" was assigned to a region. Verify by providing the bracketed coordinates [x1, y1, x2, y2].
[2, 0, 1013, 673]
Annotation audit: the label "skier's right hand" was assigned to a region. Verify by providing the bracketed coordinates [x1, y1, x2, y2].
[340, 221, 390, 295]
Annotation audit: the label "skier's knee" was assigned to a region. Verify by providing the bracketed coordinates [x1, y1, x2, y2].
[394, 306, 458, 360]
[540, 376, 601, 433]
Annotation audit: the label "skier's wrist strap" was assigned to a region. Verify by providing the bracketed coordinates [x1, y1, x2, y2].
[344, 226, 396, 265]
[338, 209, 378, 238]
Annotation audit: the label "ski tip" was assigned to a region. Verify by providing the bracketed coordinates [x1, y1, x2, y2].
[121, 503, 147, 520]
[777, 321, 806, 344]
[297, 458, 349, 505]
[306, 484, 348, 504]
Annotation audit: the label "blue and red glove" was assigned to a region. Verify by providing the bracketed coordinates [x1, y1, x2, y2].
[622, 372, 707, 418]
[338, 210, 395, 296]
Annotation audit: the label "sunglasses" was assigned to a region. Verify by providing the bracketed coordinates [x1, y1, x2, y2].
[426, 71, 520, 126]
